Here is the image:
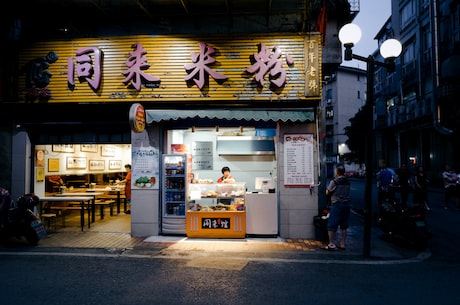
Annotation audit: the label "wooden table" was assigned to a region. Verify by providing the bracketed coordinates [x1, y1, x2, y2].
[39, 196, 93, 231]
[55, 192, 105, 223]
[89, 188, 126, 214]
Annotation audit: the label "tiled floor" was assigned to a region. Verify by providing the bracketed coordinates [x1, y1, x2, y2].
[34, 209, 328, 252]
[0, 207, 336, 253]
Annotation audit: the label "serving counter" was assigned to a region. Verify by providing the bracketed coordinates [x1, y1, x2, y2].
[186, 182, 246, 238]
[186, 211, 246, 238]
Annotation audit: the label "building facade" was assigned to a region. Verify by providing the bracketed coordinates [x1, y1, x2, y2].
[321, 66, 367, 178]
[0, 0, 358, 239]
[373, 0, 460, 185]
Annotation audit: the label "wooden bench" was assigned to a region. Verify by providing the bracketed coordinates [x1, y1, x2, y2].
[97, 193, 127, 214]
[94, 200, 116, 219]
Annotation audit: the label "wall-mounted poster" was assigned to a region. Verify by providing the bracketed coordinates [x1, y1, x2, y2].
[81, 144, 98, 152]
[109, 160, 122, 170]
[89, 160, 105, 171]
[283, 133, 314, 186]
[101, 146, 115, 157]
[52, 144, 74, 153]
[192, 141, 213, 170]
[35, 149, 45, 167]
[48, 158, 60, 172]
[36, 167, 44, 182]
[66, 157, 87, 169]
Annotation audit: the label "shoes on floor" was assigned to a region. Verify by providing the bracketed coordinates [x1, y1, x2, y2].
[322, 243, 337, 251]
[125, 210, 131, 214]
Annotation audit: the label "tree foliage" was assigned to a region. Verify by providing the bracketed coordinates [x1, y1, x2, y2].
[344, 106, 369, 164]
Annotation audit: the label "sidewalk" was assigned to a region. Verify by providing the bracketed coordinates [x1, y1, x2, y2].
[0, 211, 428, 263]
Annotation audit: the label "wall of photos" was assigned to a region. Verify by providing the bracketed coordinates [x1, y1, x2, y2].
[34, 144, 131, 193]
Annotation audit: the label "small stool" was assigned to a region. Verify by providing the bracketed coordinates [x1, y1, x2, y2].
[41, 213, 57, 233]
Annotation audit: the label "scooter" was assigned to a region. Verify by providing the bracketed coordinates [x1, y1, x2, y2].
[0, 188, 45, 246]
[377, 198, 430, 250]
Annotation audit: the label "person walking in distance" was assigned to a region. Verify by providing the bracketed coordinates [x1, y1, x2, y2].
[123, 164, 132, 214]
[442, 164, 459, 209]
[397, 163, 411, 209]
[414, 166, 430, 211]
[377, 165, 394, 204]
[323, 165, 351, 251]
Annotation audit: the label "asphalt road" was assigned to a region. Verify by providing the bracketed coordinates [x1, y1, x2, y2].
[348, 178, 460, 262]
[1, 179, 459, 305]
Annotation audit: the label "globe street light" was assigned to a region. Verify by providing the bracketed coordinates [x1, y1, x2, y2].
[338, 23, 402, 258]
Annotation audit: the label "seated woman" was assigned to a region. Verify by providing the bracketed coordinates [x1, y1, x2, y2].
[46, 175, 65, 193]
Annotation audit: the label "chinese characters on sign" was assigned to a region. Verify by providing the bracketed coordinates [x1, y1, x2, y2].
[283, 134, 314, 186]
[22, 34, 321, 101]
[305, 39, 320, 96]
[68, 47, 102, 91]
[122, 42, 161, 91]
[246, 43, 291, 87]
[202, 217, 230, 229]
[184, 42, 228, 89]
[192, 141, 213, 170]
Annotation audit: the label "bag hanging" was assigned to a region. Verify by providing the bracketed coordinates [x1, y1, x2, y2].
[30, 220, 47, 239]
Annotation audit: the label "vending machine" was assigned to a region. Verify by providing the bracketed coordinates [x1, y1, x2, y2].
[161, 154, 189, 234]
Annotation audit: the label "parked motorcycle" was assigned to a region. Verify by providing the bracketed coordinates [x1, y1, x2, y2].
[0, 188, 45, 246]
[377, 199, 430, 250]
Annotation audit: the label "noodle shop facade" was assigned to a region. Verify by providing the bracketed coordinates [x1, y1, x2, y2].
[11, 32, 325, 239]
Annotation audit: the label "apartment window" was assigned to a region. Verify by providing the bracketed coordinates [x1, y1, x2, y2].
[401, 0, 416, 29]
[325, 106, 334, 119]
[403, 41, 415, 64]
[326, 124, 334, 137]
[453, 6, 460, 43]
[422, 25, 432, 64]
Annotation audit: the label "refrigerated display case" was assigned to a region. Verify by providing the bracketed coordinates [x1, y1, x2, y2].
[186, 182, 246, 238]
[162, 154, 189, 234]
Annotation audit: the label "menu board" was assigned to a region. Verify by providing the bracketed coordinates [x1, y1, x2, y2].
[283, 134, 314, 186]
[192, 141, 213, 170]
[131, 146, 160, 190]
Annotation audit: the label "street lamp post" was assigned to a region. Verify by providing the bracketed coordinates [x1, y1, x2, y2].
[338, 23, 402, 258]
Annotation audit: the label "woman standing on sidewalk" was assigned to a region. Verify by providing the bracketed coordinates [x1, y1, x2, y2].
[414, 166, 430, 211]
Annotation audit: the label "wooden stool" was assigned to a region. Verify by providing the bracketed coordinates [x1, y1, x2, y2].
[41, 213, 57, 232]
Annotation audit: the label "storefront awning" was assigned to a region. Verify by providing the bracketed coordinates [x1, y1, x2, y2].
[146, 109, 314, 124]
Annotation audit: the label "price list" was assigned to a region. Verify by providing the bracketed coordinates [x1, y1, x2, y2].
[283, 134, 314, 186]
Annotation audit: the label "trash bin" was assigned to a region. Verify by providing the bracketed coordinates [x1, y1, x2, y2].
[313, 207, 330, 242]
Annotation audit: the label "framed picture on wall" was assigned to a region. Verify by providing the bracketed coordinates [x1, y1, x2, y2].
[48, 158, 60, 172]
[101, 146, 115, 157]
[81, 144, 98, 153]
[109, 160, 122, 170]
[52, 144, 74, 153]
[36, 167, 44, 182]
[89, 160, 105, 171]
[66, 157, 87, 169]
